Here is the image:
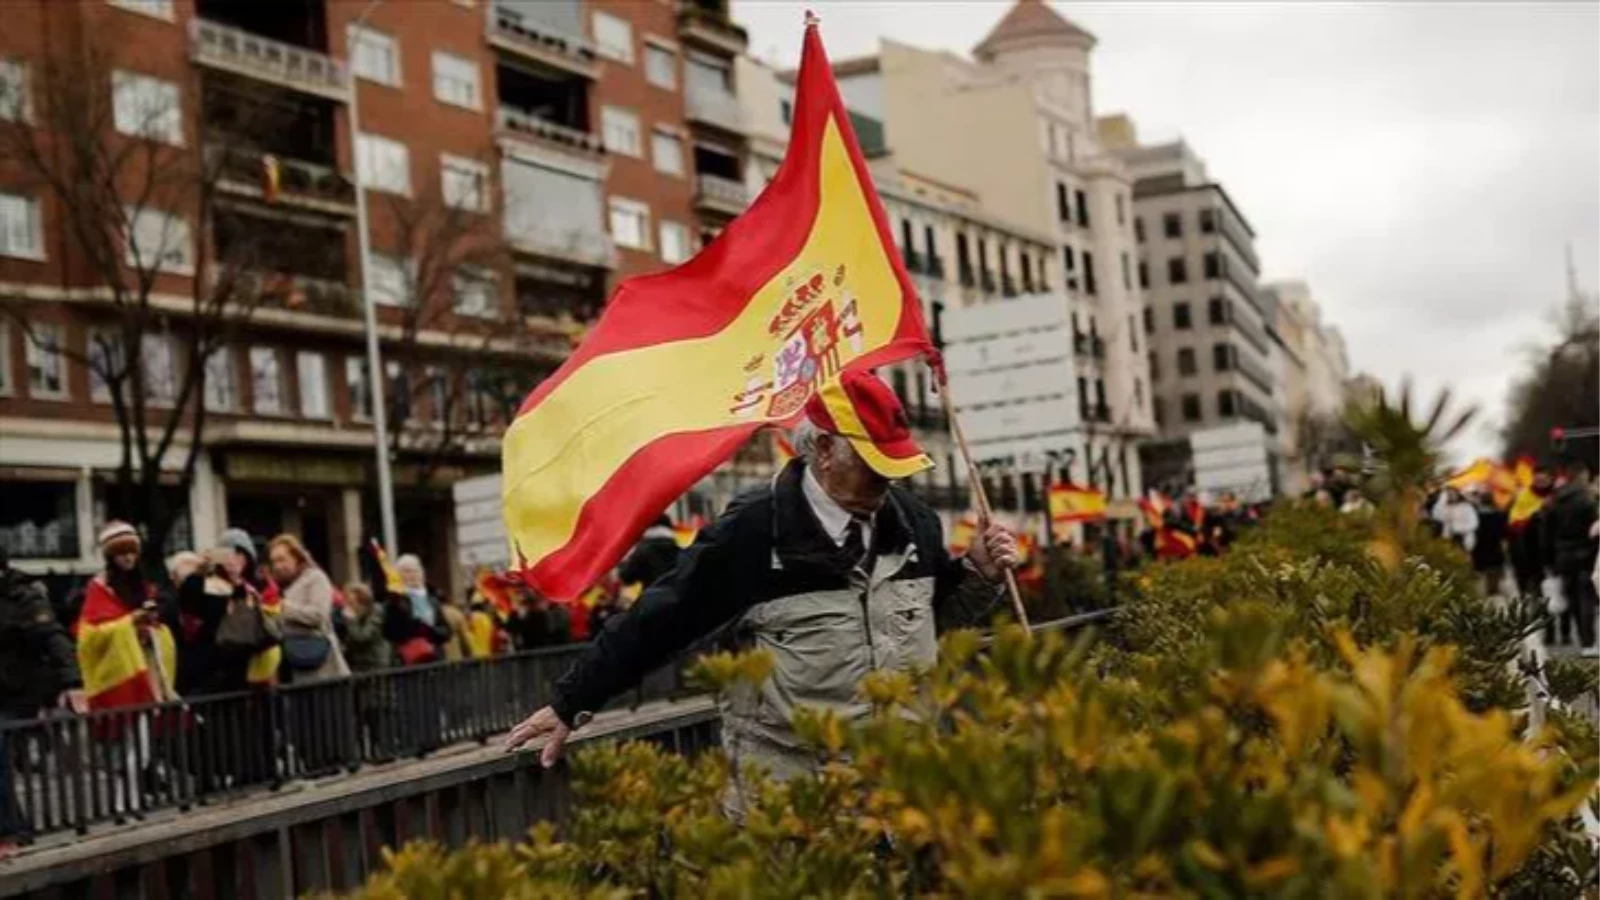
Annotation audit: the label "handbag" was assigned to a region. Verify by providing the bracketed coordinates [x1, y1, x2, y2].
[1542, 575, 1567, 616]
[283, 633, 332, 670]
[216, 598, 279, 653]
[396, 636, 438, 666]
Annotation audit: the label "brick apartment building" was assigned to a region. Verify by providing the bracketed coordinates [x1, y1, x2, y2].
[0, 0, 749, 594]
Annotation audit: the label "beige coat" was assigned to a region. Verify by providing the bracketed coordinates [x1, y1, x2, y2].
[279, 566, 351, 682]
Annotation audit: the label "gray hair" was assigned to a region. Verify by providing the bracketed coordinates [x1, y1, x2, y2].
[790, 419, 824, 459]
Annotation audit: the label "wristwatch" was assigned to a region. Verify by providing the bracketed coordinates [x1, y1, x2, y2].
[571, 710, 594, 728]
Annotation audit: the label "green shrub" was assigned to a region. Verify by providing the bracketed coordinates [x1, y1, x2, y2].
[336, 504, 1597, 898]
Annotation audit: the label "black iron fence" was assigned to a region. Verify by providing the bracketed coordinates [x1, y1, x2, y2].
[0, 646, 685, 842]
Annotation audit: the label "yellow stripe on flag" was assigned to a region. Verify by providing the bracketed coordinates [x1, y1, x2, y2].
[503, 118, 904, 567]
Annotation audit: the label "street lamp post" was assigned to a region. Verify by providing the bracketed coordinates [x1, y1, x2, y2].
[348, 0, 398, 556]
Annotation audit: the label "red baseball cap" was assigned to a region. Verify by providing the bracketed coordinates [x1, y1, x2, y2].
[804, 369, 933, 479]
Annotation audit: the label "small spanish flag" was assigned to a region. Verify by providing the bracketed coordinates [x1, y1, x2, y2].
[673, 516, 704, 549]
[501, 21, 934, 600]
[1049, 483, 1107, 524]
[262, 154, 281, 204]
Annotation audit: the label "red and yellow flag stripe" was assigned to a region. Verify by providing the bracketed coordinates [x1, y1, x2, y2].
[76, 580, 176, 710]
[502, 23, 933, 600]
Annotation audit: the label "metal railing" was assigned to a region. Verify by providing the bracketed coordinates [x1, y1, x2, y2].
[0, 646, 685, 841]
[208, 144, 355, 207]
[695, 173, 750, 211]
[240, 270, 360, 318]
[189, 19, 348, 101]
[497, 106, 605, 157]
[489, 7, 598, 73]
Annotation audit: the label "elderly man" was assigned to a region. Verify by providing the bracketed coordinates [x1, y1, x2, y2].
[506, 369, 1018, 776]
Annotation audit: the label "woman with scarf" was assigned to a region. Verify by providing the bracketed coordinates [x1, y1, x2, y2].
[74, 522, 179, 814]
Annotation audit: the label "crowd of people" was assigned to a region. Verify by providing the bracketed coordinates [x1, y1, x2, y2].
[0, 515, 686, 854]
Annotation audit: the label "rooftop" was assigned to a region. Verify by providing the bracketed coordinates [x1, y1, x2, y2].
[973, 0, 1096, 59]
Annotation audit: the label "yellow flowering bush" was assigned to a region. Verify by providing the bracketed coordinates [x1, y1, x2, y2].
[338, 504, 1597, 898]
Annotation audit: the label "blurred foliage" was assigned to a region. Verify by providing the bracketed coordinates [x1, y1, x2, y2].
[336, 400, 1600, 898]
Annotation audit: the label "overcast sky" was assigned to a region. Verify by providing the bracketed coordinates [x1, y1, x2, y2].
[735, 0, 1600, 460]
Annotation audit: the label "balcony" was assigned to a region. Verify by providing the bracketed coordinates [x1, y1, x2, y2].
[917, 483, 973, 512]
[685, 87, 747, 134]
[496, 107, 605, 160]
[958, 265, 975, 288]
[1091, 336, 1106, 360]
[242, 271, 359, 318]
[980, 271, 997, 294]
[926, 255, 945, 280]
[903, 248, 924, 273]
[678, 4, 749, 56]
[695, 174, 750, 218]
[1094, 403, 1111, 423]
[488, 8, 598, 80]
[907, 405, 950, 432]
[506, 223, 614, 270]
[190, 19, 348, 102]
[208, 144, 354, 214]
[1001, 274, 1018, 298]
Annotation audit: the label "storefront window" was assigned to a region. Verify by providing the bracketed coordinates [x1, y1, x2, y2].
[92, 483, 192, 559]
[0, 480, 79, 559]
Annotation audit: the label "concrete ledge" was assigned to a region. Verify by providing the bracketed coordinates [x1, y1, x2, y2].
[0, 697, 716, 897]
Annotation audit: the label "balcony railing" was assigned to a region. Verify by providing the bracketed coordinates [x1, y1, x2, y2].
[1091, 335, 1106, 359]
[678, 4, 749, 54]
[927, 255, 946, 280]
[907, 405, 950, 432]
[497, 107, 605, 158]
[917, 483, 973, 512]
[1001, 274, 1018, 297]
[189, 19, 348, 102]
[903, 248, 924, 273]
[489, 8, 598, 78]
[695, 173, 750, 215]
[506, 222, 615, 269]
[958, 265, 976, 288]
[241, 271, 360, 318]
[1094, 403, 1111, 422]
[685, 87, 746, 133]
[208, 144, 354, 209]
[980, 271, 997, 294]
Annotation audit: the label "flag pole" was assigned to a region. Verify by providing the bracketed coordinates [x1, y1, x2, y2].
[933, 366, 1031, 628]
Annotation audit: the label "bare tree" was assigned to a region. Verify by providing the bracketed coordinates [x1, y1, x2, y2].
[0, 32, 268, 555]
[370, 167, 546, 489]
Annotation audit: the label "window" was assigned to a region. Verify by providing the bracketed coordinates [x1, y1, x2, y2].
[431, 52, 480, 109]
[350, 27, 401, 86]
[1163, 212, 1182, 239]
[425, 365, 448, 423]
[1115, 194, 1125, 226]
[1174, 302, 1193, 330]
[651, 129, 684, 176]
[1137, 260, 1149, 290]
[659, 220, 691, 264]
[1134, 216, 1145, 243]
[1076, 377, 1089, 418]
[1153, 396, 1165, 425]
[385, 360, 408, 422]
[1218, 390, 1237, 418]
[1208, 297, 1229, 325]
[1213, 343, 1233, 372]
[1056, 182, 1071, 222]
[452, 267, 497, 317]
[0, 57, 31, 122]
[108, 0, 174, 19]
[0, 322, 9, 396]
[608, 196, 650, 250]
[204, 346, 238, 412]
[1182, 394, 1202, 422]
[1074, 190, 1089, 228]
[1168, 256, 1188, 284]
[296, 352, 330, 419]
[441, 154, 489, 212]
[356, 133, 411, 195]
[1094, 379, 1107, 414]
[1203, 251, 1221, 279]
[125, 207, 193, 273]
[0, 192, 42, 260]
[1177, 348, 1197, 376]
[346, 357, 372, 420]
[1148, 351, 1160, 381]
[25, 324, 66, 398]
[645, 43, 676, 89]
[1143, 307, 1154, 334]
[112, 71, 181, 144]
[88, 329, 123, 401]
[601, 106, 641, 157]
[368, 253, 411, 306]
[1199, 209, 1216, 234]
[1120, 252, 1131, 290]
[1128, 315, 1139, 352]
[1083, 251, 1097, 295]
[141, 333, 177, 405]
[593, 11, 634, 64]
[1021, 251, 1033, 292]
[250, 347, 284, 415]
[1134, 378, 1145, 411]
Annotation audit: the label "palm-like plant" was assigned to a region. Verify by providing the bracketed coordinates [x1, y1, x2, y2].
[1343, 377, 1477, 498]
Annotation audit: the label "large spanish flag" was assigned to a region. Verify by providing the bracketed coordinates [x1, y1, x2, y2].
[75, 579, 176, 711]
[502, 22, 935, 600]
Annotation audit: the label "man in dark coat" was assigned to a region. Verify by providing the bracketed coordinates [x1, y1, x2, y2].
[505, 370, 1018, 776]
[1541, 460, 1599, 651]
[1, 549, 85, 851]
[617, 516, 683, 590]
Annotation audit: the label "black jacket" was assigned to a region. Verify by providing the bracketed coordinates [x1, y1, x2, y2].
[0, 568, 81, 716]
[551, 459, 999, 725]
[1471, 507, 1509, 573]
[1541, 482, 1598, 572]
[617, 529, 682, 589]
[172, 573, 255, 697]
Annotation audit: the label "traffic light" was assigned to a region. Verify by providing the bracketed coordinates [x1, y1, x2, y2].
[1552, 427, 1567, 453]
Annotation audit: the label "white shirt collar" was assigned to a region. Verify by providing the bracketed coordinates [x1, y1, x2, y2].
[802, 465, 872, 548]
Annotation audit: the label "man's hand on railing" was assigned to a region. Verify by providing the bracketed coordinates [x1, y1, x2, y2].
[505, 705, 571, 768]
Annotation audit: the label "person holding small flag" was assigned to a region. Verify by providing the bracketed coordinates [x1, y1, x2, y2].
[506, 370, 1018, 777]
